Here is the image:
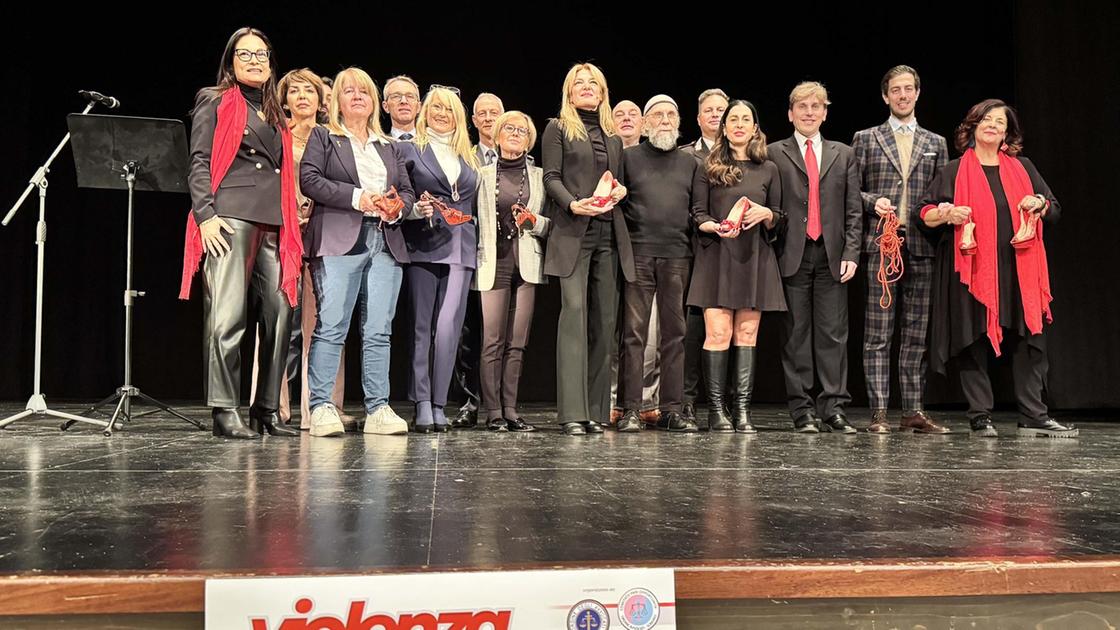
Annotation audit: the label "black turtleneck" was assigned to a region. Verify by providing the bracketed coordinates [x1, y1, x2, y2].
[577, 108, 612, 221]
[238, 81, 264, 110]
[495, 153, 529, 254]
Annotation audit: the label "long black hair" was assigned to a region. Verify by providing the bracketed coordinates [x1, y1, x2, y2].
[705, 99, 768, 187]
[198, 27, 284, 127]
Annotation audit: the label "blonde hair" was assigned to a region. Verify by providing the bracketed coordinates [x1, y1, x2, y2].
[492, 111, 538, 154]
[277, 68, 324, 114]
[557, 63, 616, 141]
[415, 87, 480, 170]
[788, 81, 831, 108]
[327, 67, 389, 141]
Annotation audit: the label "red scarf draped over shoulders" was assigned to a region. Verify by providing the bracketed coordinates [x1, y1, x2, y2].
[178, 85, 302, 306]
[952, 147, 1052, 355]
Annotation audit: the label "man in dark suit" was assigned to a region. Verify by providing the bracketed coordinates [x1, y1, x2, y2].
[769, 81, 862, 434]
[681, 88, 727, 158]
[852, 65, 950, 434]
[679, 88, 727, 425]
[382, 75, 420, 141]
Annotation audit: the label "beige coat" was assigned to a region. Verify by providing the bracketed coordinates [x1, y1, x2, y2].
[473, 162, 551, 290]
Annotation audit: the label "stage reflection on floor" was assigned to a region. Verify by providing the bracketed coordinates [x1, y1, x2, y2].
[0, 403, 1117, 573]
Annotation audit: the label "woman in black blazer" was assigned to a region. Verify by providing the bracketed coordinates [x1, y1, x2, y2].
[181, 27, 302, 439]
[299, 67, 415, 438]
[541, 63, 633, 436]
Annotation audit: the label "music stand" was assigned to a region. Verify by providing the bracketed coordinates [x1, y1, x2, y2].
[60, 113, 206, 435]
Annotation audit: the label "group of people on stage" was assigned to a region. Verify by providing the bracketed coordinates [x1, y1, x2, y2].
[181, 27, 1076, 440]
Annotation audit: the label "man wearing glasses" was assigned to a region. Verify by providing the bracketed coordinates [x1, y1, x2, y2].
[616, 95, 700, 433]
[382, 75, 420, 141]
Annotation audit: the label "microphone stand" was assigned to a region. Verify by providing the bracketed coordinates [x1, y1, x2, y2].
[0, 102, 115, 435]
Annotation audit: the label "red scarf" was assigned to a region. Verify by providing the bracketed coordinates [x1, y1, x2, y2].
[178, 85, 302, 306]
[952, 148, 1052, 356]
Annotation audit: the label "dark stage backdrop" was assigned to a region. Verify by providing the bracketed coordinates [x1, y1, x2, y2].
[2, 1, 1117, 411]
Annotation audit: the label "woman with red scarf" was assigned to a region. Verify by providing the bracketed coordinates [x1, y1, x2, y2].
[919, 99, 1075, 438]
[179, 27, 303, 439]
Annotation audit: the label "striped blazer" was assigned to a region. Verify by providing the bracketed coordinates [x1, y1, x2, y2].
[851, 121, 948, 257]
[473, 162, 551, 291]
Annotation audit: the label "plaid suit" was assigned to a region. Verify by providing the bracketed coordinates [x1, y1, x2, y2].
[852, 121, 948, 411]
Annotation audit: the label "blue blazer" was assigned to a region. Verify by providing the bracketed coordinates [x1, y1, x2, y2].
[299, 126, 415, 262]
[398, 142, 479, 268]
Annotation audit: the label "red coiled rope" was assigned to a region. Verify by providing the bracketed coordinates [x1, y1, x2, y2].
[875, 212, 905, 309]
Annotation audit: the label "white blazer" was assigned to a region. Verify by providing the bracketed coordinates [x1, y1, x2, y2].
[473, 161, 550, 290]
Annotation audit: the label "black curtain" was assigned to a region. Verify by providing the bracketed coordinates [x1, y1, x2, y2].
[1, 1, 1116, 410]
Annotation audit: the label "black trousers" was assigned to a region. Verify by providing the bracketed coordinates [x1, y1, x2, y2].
[557, 220, 618, 423]
[451, 290, 482, 412]
[781, 239, 850, 419]
[620, 256, 690, 413]
[958, 332, 1049, 422]
[682, 306, 705, 404]
[202, 218, 292, 410]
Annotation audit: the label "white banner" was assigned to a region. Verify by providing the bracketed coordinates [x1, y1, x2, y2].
[205, 568, 676, 630]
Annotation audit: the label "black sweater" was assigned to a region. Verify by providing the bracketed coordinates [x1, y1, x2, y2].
[621, 142, 698, 258]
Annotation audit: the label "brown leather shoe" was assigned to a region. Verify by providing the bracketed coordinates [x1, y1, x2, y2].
[640, 409, 661, 426]
[610, 408, 622, 425]
[867, 409, 891, 434]
[900, 410, 951, 434]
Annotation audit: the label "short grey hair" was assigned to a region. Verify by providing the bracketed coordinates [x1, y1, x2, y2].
[472, 92, 504, 112]
[697, 88, 729, 110]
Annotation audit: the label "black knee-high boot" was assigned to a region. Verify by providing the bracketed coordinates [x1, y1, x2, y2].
[731, 346, 757, 433]
[702, 349, 733, 432]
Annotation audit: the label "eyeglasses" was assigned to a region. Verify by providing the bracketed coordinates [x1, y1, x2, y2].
[234, 49, 271, 63]
[501, 124, 530, 137]
[386, 93, 418, 103]
[427, 84, 461, 97]
[647, 111, 679, 122]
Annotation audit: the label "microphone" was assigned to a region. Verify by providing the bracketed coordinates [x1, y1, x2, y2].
[79, 90, 121, 109]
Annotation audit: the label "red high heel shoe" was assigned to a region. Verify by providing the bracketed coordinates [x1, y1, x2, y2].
[590, 171, 619, 208]
[959, 219, 977, 255]
[1010, 206, 1039, 249]
[421, 191, 473, 226]
[512, 203, 536, 231]
[373, 186, 404, 221]
[718, 197, 751, 233]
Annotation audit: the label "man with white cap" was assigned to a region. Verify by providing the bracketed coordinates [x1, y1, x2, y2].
[616, 94, 699, 433]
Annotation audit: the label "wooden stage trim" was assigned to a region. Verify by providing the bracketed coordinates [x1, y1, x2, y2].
[3, 557, 1119, 615]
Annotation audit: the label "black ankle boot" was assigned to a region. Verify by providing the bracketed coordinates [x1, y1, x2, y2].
[249, 408, 299, 437]
[701, 350, 733, 432]
[731, 346, 758, 434]
[212, 408, 259, 439]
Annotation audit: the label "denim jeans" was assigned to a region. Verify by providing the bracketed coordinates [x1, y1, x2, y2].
[308, 220, 403, 413]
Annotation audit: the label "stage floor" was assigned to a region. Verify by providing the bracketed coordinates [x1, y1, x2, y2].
[2, 400, 1120, 628]
[2, 402, 1117, 576]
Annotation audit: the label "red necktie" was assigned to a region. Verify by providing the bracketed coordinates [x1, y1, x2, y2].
[805, 138, 821, 241]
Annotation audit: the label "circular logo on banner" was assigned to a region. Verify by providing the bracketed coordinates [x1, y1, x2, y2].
[618, 588, 660, 629]
[568, 599, 610, 630]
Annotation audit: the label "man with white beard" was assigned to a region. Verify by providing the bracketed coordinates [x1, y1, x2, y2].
[616, 95, 699, 432]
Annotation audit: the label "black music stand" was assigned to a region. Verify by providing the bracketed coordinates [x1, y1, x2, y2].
[62, 113, 205, 435]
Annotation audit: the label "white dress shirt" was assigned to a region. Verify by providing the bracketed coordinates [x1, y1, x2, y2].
[794, 130, 823, 171]
[343, 129, 395, 223]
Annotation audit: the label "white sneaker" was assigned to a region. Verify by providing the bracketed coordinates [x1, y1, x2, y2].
[364, 405, 409, 435]
[309, 403, 345, 437]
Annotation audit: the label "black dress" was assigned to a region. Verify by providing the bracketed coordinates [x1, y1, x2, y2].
[687, 159, 787, 311]
[919, 157, 1061, 374]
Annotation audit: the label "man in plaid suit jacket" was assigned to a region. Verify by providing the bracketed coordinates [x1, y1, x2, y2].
[851, 65, 949, 433]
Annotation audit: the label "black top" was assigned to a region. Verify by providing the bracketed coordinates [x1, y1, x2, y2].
[919, 156, 1061, 374]
[621, 142, 698, 258]
[237, 82, 281, 158]
[579, 108, 612, 222]
[495, 153, 529, 256]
